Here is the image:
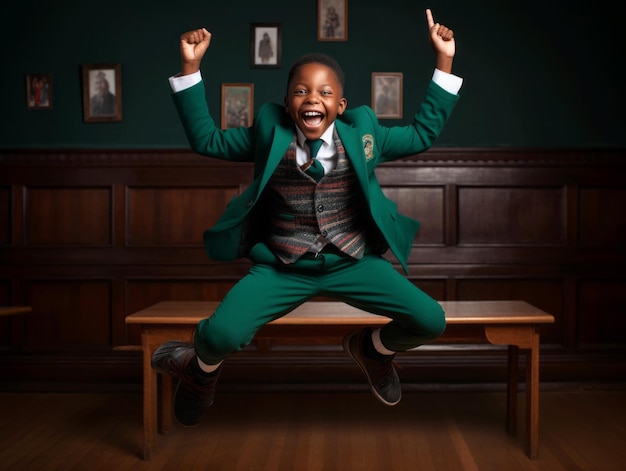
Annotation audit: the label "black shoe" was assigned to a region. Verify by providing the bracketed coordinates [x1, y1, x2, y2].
[343, 328, 401, 406]
[151, 341, 221, 426]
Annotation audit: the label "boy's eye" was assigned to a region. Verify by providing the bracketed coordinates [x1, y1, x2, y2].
[294, 89, 307, 95]
[321, 90, 332, 96]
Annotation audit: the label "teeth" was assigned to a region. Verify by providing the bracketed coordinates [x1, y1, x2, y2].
[304, 111, 321, 117]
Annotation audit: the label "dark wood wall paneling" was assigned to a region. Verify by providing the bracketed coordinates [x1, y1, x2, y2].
[1, 148, 625, 390]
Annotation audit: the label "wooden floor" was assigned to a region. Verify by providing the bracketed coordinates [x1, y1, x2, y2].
[1, 387, 625, 471]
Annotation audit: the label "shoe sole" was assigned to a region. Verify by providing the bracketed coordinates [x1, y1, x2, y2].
[151, 340, 194, 373]
[342, 333, 401, 407]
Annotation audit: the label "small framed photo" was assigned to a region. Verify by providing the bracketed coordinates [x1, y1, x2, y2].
[250, 23, 281, 69]
[221, 83, 254, 129]
[26, 74, 53, 110]
[81, 63, 122, 123]
[372, 72, 403, 119]
[318, 0, 347, 41]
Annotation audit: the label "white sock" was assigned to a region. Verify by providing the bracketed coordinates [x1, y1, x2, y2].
[197, 357, 222, 374]
[372, 328, 395, 356]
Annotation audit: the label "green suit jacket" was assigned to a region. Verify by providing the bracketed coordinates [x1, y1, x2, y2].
[172, 80, 459, 273]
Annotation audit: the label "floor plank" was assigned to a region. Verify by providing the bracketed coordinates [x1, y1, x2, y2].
[1, 388, 625, 471]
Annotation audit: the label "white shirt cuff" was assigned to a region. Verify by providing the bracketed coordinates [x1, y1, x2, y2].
[168, 69, 461, 96]
[169, 71, 202, 92]
[432, 69, 463, 95]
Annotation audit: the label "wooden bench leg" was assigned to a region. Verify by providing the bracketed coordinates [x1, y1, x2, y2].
[526, 331, 540, 459]
[507, 345, 518, 435]
[485, 325, 541, 460]
[142, 334, 157, 461]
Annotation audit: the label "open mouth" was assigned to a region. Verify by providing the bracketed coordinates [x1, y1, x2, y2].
[302, 111, 324, 127]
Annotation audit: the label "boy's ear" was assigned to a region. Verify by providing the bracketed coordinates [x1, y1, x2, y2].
[337, 97, 348, 115]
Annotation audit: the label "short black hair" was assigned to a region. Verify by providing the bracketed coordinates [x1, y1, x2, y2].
[286, 53, 345, 92]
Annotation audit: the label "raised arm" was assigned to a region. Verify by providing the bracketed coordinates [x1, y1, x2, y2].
[426, 9, 455, 73]
[180, 28, 212, 76]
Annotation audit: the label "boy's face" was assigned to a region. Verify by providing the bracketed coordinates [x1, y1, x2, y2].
[285, 62, 347, 140]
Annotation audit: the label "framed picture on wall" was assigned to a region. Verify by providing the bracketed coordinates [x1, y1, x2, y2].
[81, 63, 122, 123]
[250, 23, 281, 69]
[371, 72, 403, 119]
[26, 74, 53, 110]
[221, 83, 254, 129]
[318, 0, 347, 41]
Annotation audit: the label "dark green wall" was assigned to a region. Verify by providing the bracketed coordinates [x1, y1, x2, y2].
[1, 0, 624, 149]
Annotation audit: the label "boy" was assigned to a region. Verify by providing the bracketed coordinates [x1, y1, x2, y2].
[153, 9, 462, 426]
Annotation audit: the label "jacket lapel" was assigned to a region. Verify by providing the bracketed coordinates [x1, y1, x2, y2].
[257, 123, 293, 194]
[335, 120, 370, 201]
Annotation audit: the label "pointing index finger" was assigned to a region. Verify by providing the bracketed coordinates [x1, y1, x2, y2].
[426, 8, 435, 28]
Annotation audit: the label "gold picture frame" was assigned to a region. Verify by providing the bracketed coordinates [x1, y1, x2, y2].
[221, 83, 254, 129]
[371, 72, 403, 119]
[26, 74, 53, 110]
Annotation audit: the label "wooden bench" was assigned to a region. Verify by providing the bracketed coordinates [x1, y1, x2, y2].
[1, 306, 32, 350]
[0, 306, 32, 317]
[126, 300, 554, 460]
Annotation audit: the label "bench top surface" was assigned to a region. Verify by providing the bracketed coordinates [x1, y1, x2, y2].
[126, 300, 554, 326]
[0, 306, 32, 317]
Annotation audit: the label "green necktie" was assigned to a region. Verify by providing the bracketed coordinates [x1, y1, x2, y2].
[304, 138, 325, 182]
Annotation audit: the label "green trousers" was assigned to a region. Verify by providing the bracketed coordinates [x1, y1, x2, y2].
[194, 243, 446, 365]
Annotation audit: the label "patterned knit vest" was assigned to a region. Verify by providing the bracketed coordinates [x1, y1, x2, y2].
[265, 131, 372, 264]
